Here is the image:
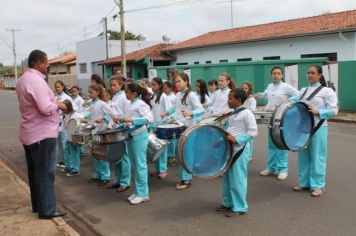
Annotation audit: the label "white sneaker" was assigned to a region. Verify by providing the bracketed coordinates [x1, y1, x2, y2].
[129, 196, 149, 205]
[277, 172, 288, 180]
[128, 194, 136, 202]
[260, 169, 277, 176]
[248, 156, 253, 162]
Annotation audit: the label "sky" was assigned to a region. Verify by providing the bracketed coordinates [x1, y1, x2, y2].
[1, 0, 356, 66]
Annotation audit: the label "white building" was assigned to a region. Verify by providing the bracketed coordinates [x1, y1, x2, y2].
[165, 10, 356, 65]
[76, 36, 160, 89]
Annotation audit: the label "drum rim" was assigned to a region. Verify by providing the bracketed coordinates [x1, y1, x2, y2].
[156, 124, 186, 129]
[178, 124, 234, 179]
[270, 102, 314, 152]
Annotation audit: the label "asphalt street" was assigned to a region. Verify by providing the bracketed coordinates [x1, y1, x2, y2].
[1, 91, 356, 236]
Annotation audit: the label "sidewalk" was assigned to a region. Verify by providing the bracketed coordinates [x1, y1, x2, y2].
[0, 158, 79, 236]
[330, 112, 356, 124]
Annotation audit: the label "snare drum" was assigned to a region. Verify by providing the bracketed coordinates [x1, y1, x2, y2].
[177, 124, 233, 178]
[156, 124, 186, 139]
[71, 129, 93, 145]
[91, 141, 126, 163]
[66, 119, 79, 142]
[253, 111, 273, 125]
[270, 102, 314, 152]
[147, 132, 169, 162]
[95, 127, 129, 144]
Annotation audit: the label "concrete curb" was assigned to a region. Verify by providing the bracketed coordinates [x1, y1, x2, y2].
[0, 158, 80, 236]
[330, 118, 356, 124]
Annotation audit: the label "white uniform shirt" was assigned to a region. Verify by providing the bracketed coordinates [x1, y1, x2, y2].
[150, 92, 170, 122]
[173, 90, 203, 124]
[166, 92, 176, 108]
[244, 96, 257, 112]
[196, 92, 212, 117]
[72, 95, 85, 114]
[63, 112, 83, 138]
[111, 91, 129, 117]
[299, 85, 338, 127]
[212, 88, 231, 115]
[89, 99, 111, 120]
[57, 92, 78, 111]
[127, 98, 153, 136]
[227, 108, 258, 155]
[262, 82, 299, 112]
[209, 90, 217, 103]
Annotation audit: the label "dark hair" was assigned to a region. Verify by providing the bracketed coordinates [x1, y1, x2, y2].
[91, 74, 107, 89]
[54, 80, 68, 94]
[70, 85, 80, 91]
[164, 80, 173, 89]
[63, 99, 74, 113]
[310, 65, 327, 87]
[241, 81, 253, 96]
[196, 79, 209, 104]
[28, 50, 47, 68]
[152, 77, 164, 104]
[177, 73, 191, 105]
[126, 82, 151, 107]
[271, 66, 283, 74]
[220, 73, 236, 89]
[168, 69, 179, 91]
[88, 83, 103, 99]
[230, 88, 248, 104]
[110, 77, 126, 91]
[208, 79, 218, 87]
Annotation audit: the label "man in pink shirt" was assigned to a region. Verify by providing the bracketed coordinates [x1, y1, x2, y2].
[16, 50, 66, 219]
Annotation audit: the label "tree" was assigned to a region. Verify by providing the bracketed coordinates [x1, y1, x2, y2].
[0, 63, 3, 67]
[98, 30, 143, 40]
[59, 51, 72, 57]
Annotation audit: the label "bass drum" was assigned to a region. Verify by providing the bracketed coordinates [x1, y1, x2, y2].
[270, 102, 314, 152]
[177, 124, 233, 179]
[91, 141, 126, 163]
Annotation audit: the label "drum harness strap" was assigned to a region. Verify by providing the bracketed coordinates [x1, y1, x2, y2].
[299, 85, 325, 136]
[215, 107, 248, 166]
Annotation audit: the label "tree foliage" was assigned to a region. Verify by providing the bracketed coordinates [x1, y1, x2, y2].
[98, 30, 143, 40]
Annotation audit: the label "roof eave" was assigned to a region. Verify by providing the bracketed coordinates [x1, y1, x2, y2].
[164, 28, 356, 52]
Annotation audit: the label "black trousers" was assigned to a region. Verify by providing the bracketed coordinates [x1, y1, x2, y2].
[23, 138, 57, 216]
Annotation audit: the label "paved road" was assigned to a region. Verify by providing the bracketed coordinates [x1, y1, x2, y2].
[1, 91, 356, 236]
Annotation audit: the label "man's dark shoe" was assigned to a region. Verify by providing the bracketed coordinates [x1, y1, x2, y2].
[39, 210, 66, 219]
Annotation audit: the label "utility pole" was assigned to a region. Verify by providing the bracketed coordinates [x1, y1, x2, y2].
[103, 17, 109, 59]
[7, 29, 20, 82]
[230, 0, 234, 29]
[119, 0, 127, 77]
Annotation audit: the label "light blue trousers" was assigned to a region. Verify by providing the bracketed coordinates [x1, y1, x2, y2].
[57, 130, 66, 164]
[222, 147, 249, 213]
[267, 131, 289, 173]
[247, 140, 254, 158]
[298, 126, 328, 190]
[114, 143, 131, 187]
[64, 142, 81, 172]
[154, 147, 168, 173]
[127, 131, 149, 197]
[167, 139, 177, 158]
[92, 159, 111, 181]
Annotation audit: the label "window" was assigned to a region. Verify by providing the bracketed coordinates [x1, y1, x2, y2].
[263, 56, 280, 60]
[79, 63, 87, 73]
[301, 53, 337, 61]
[219, 59, 228, 63]
[194, 61, 199, 65]
[237, 58, 252, 62]
[206, 61, 212, 64]
[176, 62, 188, 65]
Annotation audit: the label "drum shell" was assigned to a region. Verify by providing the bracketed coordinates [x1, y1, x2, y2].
[156, 125, 186, 139]
[147, 132, 169, 162]
[71, 130, 93, 145]
[96, 130, 128, 144]
[91, 141, 126, 163]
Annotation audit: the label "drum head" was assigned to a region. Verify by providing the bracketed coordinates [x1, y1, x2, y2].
[66, 119, 78, 142]
[199, 116, 218, 124]
[157, 124, 182, 129]
[281, 102, 314, 151]
[177, 124, 233, 178]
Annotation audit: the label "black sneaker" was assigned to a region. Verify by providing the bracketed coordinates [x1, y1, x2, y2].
[56, 162, 65, 168]
[66, 171, 80, 177]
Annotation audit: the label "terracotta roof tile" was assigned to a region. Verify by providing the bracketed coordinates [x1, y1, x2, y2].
[103, 43, 175, 65]
[48, 53, 76, 64]
[165, 9, 356, 51]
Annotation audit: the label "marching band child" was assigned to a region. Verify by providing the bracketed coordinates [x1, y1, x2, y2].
[109, 77, 131, 193]
[62, 100, 83, 176]
[241, 81, 257, 161]
[163, 81, 177, 164]
[55, 80, 75, 169]
[212, 73, 236, 115]
[291, 65, 338, 197]
[195, 79, 212, 117]
[217, 88, 257, 217]
[150, 77, 171, 179]
[119, 82, 153, 205]
[162, 73, 204, 190]
[208, 79, 219, 104]
[70, 86, 85, 114]
[81, 84, 112, 186]
[256, 66, 299, 180]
